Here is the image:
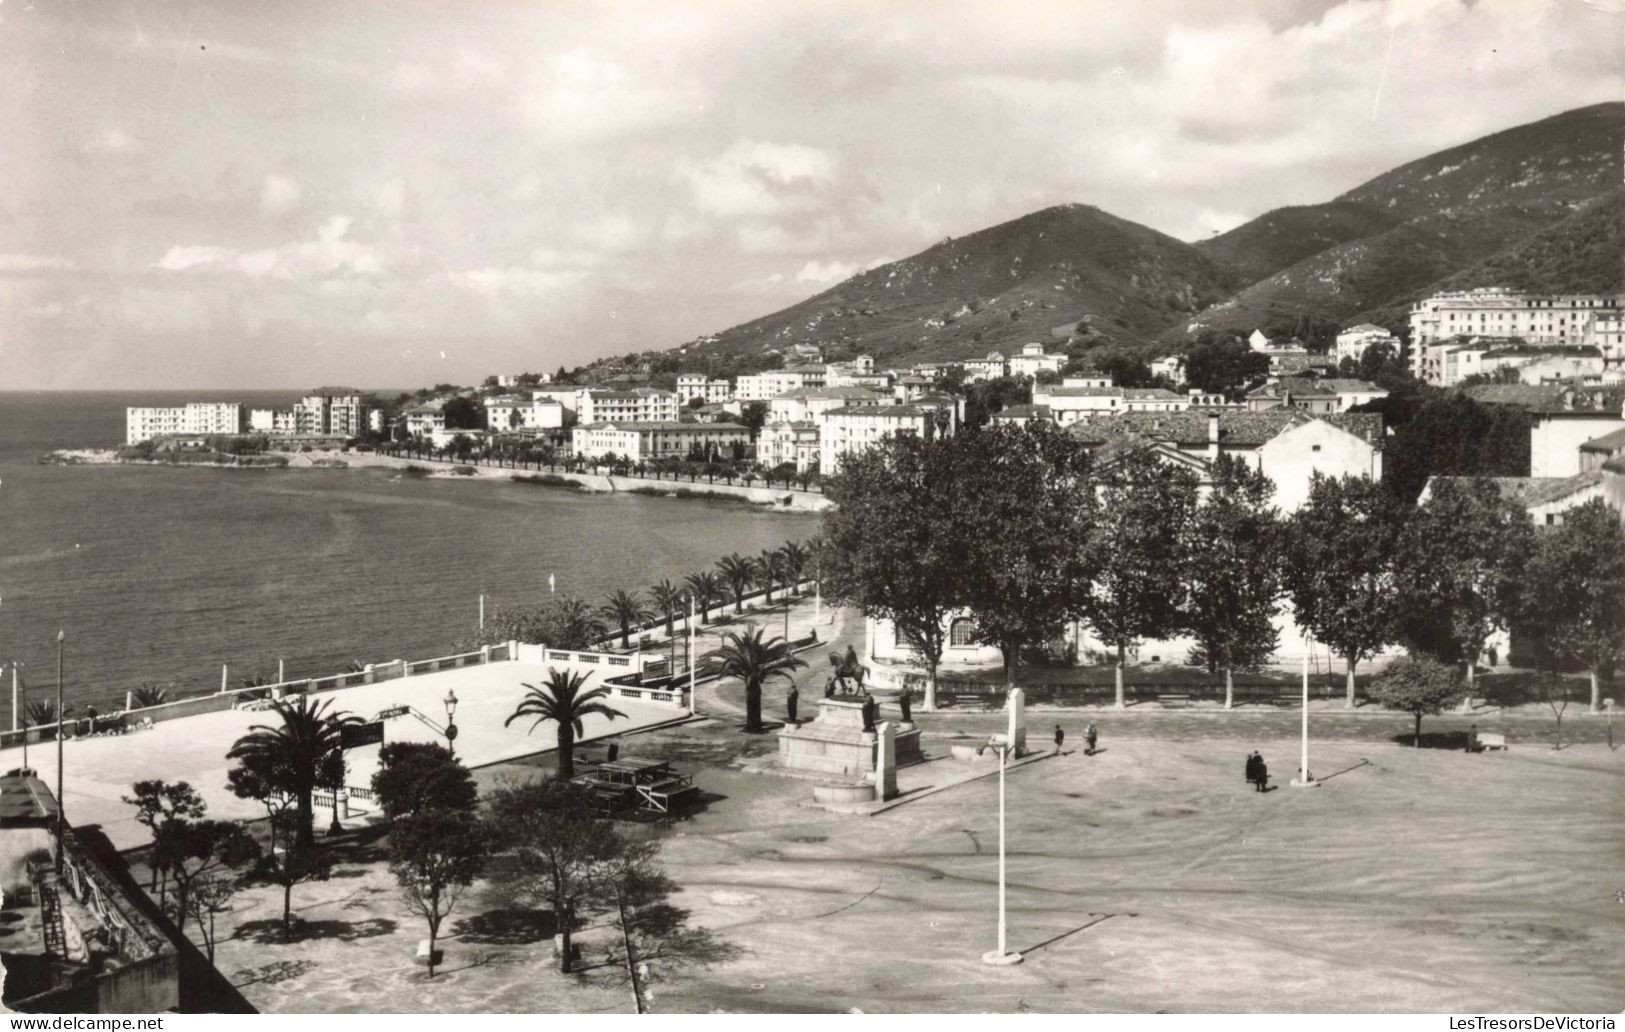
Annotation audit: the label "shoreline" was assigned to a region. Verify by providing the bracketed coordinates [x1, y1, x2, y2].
[43, 446, 833, 512]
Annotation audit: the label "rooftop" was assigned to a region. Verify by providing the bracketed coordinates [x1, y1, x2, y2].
[580, 420, 749, 432]
[1579, 426, 1625, 453]
[1068, 409, 1385, 450]
[1427, 472, 1602, 509]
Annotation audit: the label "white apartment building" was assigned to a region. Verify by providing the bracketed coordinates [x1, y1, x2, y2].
[961, 352, 1007, 382]
[819, 402, 956, 476]
[249, 408, 297, 434]
[575, 388, 679, 425]
[1335, 324, 1400, 365]
[768, 387, 885, 424]
[571, 421, 750, 464]
[125, 402, 245, 444]
[757, 421, 821, 473]
[1007, 342, 1066, 378]
[734, 365, 828, 402]
[404, 407, 446, 436]
[1149, 356, 1185, 383]
[676, 375, 733, 405]
[1409, 289, 1625, 376]
[296, 387, 371, 437]
[484, 395, 565, 431]
[1592, 313, 1625, 372]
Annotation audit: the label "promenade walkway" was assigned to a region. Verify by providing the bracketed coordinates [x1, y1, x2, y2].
[0, 661, 684, 852]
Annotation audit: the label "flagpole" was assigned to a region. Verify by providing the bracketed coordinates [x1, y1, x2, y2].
[1293, 640, 1320, 789]
[688, 596, 697, 716]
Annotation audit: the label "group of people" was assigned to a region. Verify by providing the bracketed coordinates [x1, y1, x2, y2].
[1244, 751, 1270, 792]
[1053, 723, 1097, 755]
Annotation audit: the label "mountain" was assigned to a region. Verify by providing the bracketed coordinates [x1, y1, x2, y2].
[660, 204, 1238, 372]
[1177, 102, 1624, 341]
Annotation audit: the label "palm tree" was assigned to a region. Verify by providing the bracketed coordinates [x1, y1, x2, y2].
[25, 700, 66, 729]
[130, 684, 169, 709]
[553, 595, 608, 649]
[685, 571, 722, 625]
[600, 589, 652, 649]
[705, 628, 807, 734]
[504, 668, 626, 781]
[755, 549, 782, 605]
[649, 579, 684, 638]
[778, 541, 809, 597]
[717, 553, 755, 614]
[227, 695, 362, 851]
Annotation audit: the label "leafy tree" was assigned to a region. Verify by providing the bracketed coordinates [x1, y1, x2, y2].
[737, 402, 769, 438]
[155, 819, 258, 941]
[1382, 393, 1531, 505]
[122, 780, 205, 895]
[1081, 448, 1201, 707]
[371, 742, 478, 822]
[1183, 339, 1269, 398]
[716, 554, 755, 614]
[1534, 673, 1577, 750]
[455, 596, 606, 652]
[601, 589, 652, 649]
[505, 668, 627, 780]
[441, 395, 480, 430]
[226, 750, 295, 858]
[821, 434, 966, 709]
[703, 628, 806, 734]
[754, 549, 782, 604]
[186, 873, 244, 963]
[1285, 473, 1405, 708]
[953, 423, 1099, 687]
[960, 375, 1033, 427]
[1180, 456, 1285, 708]
[1516, 499, 1625, 713]
[485, 781, 627, 973]
[777, 541, 809, 595]
[389, 811, 488, 978]
[1088, 349, 1156, 390]
[599, 840, 740, 1012]
[684, 571, 723, 625]
[1394, 477, 1533, 698]
[1370, 656, 1465, 747]
[252, 818, 333, 937]
[649, 579, 684, 638]
[226, 695, 362, 851]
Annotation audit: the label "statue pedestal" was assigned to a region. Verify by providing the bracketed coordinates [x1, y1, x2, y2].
[777, 698, 922, 778]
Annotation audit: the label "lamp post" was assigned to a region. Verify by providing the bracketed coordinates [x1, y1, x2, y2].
[443, 688, 459, 758]
[55, 630, 65, 872]
[12, 662, 27, 772]
[1606, 698, 1616, 751]
[1291, 645, 1320, 789]
[687, 596, 697, 716]
[982, 740, 1022, 965]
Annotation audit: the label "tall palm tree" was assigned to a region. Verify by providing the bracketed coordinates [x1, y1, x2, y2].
[599, 589, 652, 649]
[755, 549, 782, 605]
[227, 695, 362, 851]
[504, 668, 627, 781]
[705, 628, 807, 734]
[649, 579, 684, 638]
[685, 571, 722, 625]
[717, 553, 755, 614]
[130, 684, 169, 709]
[778, 541, 809, 597]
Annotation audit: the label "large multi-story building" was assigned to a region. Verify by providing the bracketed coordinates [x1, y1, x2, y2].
[1409, 289, 1625, 376]
[1007, 342, 1067, 378]
[484, 395, 565, 431]
[767, 386, 885, 424]
[575, 388, 679, 425]
[248, 407, 297, 434]
[757, 421, 822, 473]
[676, 375, 733, 405]
[295, 387, 371, 436]
[572, 421, 750, 463]
[734, 365, 827, 402]
[818, 401, 957, 476]
[125, 402, 244, 444]
[1334, 324, 1400, 365]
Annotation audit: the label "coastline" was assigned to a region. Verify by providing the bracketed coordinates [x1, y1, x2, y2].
[44, 446, 833, 511]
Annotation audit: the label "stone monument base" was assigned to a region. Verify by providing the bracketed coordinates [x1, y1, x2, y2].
[777, 698, 922, 778]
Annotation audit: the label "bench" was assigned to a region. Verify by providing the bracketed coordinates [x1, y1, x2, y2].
[1476, 732, 1507, 751]
[1156, 694, 1191, 709]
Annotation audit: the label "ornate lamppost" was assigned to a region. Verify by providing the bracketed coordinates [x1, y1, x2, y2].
[443, 688, 459, 758]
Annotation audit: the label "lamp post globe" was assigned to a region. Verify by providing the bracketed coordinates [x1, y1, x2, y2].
[444, 689, 459, 758]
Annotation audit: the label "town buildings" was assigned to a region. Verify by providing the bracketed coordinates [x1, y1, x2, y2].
[248, 407, 296, 434]
[961, 351, 1008, 382]
[735, 366, 827, 401]
[818, 398, 960, 476]
[1334, 324, 1400, 365]
[1246, 378, 1387, 413]
[295, 387, 371, 436]
[575, 388, 680, 425]
[756, 421, 821, 473]
[1529, 407, 1625, 478]
[767, 386, 885, 424]
[676, 375, 733, 405]
[404, 405, 447, 436]
[571, 421, 750, 464]
[483, 395, 565, 431]
[1007, 342, 1067, 378]
[1408, 290, 1625, 369]
[124, 402, 244, 444]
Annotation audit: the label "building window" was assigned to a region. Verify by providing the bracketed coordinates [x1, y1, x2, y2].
[949, 618, 979, 647]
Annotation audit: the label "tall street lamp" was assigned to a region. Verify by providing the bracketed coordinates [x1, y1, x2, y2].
[1291, 645, 1320, 789]
[443, 688, 459, 758]
[55, 631, 65, 872]
[982, 740, 1022, 966]
[1606, 698, 1616, 751]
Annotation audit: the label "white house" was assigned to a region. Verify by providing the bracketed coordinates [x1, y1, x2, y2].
[484, 395, 565, 431]
[757, 422, 821, 473]
[1334, 325, 1400, 365]
[1007, 343, 1066, 378]
[1529, 409, 1625, 478]
[676, 375, 733, 405]
[961, 352, 1008, 382]
[768, 386, 885, 424]
[818, 402, 955, 476]
[571, 421, 750, 463]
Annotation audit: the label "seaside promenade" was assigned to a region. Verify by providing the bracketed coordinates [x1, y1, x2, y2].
[0, 660, 686, 852]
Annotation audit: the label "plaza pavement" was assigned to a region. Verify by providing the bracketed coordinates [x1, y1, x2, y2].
[0, 661, 685, 852]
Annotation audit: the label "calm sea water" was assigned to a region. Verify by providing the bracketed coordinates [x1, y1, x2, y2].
[0, 391, 822, 712]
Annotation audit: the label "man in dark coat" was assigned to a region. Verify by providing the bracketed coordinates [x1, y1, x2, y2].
[1054, 724, 1065, 754]
[1254, 753, 1269, 792]
[1245, 752, 1259, 787]
[786, 685, 799, 725]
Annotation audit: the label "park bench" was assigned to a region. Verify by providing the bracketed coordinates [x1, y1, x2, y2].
[1156, 694, 1191, 709]
[1476, 732, 1507, 751]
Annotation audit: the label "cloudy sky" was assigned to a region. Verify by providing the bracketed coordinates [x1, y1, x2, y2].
[2, 0, 1617, 390]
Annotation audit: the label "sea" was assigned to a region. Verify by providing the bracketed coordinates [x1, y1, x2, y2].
[0, 391, 822, 713]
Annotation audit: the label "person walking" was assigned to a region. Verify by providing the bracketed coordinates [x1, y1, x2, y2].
[1085, 722, 1098, 755]
[1053, 724, 1065, 754]
[1245, 752, 1259, 788]
[1254, 753, 1269, 792]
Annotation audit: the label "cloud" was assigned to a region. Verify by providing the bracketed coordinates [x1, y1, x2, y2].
[260, 174, 303, 214]
[569, 212, 642, 253]
[795, 260, 859, 285]
[0, 254, 78, 274]
[676, 140, 840, 218]
[152, 216, 387, 280]
[521, 48, 706, 142]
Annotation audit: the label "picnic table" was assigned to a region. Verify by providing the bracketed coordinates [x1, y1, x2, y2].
[574, 756, 699, 815]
